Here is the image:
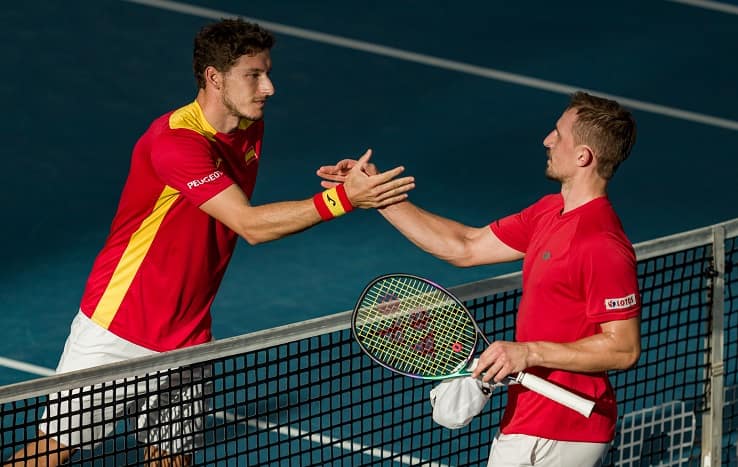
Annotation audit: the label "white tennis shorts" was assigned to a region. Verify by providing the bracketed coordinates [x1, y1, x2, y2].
[38, 311, 211, 454]
[488, 432, 609, 467]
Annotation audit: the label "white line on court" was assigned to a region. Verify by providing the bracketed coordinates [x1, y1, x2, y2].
[666, 0, 738, 15]
[122, 0, 738, 132]
[0, 357, 54, 376]
[0, 356, 445, 465]
[216, 410, 450, 467]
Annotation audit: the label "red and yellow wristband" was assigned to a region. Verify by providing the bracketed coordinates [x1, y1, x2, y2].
[313, 184, 354, 221]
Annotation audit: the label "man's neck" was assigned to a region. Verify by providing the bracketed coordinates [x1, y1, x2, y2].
[195, 90, 240, 134]
[559, 180, 607, 214]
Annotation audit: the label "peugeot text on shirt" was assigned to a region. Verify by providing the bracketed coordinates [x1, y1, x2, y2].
[187, 170, 224, 189]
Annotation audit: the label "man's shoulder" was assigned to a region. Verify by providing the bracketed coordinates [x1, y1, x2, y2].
[575, 209, 633, 256]
[143, 101, 214, 139]
[142, 105, 211, 146]
[536, 193, 562, 206]
[522, 193, 563, 219]
[165, 101, 216, 139]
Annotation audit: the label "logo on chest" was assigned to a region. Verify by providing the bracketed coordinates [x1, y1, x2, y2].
[542, 251, 552, 261]
[244, 147, 257, 166]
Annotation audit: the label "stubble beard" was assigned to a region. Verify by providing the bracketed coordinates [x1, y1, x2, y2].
[544, 157, 558, 182]
[545, 165, 559, 182]
[544, 149, 563, 182]
[222, 92, 264, 122]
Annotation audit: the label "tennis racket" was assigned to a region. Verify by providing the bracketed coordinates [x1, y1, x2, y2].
[351, 273, 595, 418]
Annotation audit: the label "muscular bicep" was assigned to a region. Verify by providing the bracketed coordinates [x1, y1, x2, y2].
[599, 317, 641, 369]
[526, 316, 642, 373]
[459, 226, 525, 266]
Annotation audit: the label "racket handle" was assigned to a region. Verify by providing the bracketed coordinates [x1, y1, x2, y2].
[515, 372, 595, 418]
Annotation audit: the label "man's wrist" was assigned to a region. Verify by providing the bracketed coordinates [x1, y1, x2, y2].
[313, 184, 354, 220]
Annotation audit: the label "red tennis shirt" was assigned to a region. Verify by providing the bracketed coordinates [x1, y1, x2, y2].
[490, 194, 640, 442]
[79, 101, 263, 351]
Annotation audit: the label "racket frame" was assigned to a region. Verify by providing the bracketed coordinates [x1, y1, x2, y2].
[352, 273, 483, 380]
[351, 273, 595, 418]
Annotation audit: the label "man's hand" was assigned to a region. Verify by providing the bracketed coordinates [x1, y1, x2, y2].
[471, 341, 532, 383]
[320, 149, 412, 208]
[317, 149, 379, 188]
[471, 317, 642, 383]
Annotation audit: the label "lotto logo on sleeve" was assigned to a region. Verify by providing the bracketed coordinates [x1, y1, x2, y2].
[605, 293, 637, 310]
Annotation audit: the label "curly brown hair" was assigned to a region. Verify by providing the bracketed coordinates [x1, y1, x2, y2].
[193, 18, 275, 89]
[567, 92, 637, 180]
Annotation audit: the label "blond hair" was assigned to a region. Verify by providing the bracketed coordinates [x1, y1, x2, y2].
[567, 92, 637, 180]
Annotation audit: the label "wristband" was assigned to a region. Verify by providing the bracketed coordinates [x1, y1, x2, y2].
[313, 184, 354, 221]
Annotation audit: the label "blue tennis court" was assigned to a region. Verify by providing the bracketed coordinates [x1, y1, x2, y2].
[1, 0, 737, 389]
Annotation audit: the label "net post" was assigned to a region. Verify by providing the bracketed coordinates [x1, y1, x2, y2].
[701, 225, 725, 467]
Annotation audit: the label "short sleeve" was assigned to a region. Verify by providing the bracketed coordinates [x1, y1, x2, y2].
[489, 195, 560, 253]
[151, 129, 235, 206]
[578, 233, 641, 323]
[490, 212, 530, 253]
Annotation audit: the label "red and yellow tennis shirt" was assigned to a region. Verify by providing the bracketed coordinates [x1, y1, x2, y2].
[79, 101, 263, 351]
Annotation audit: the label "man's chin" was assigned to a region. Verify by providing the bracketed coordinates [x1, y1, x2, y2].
[235, 104, 266, 122]
[240, 112, 265, 122]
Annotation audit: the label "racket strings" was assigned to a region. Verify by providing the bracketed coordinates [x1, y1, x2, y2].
[355, 276, 477, 377]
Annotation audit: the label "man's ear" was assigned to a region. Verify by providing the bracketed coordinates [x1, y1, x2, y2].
[205, 66, 222, 90]
[576, 145, 595, 167]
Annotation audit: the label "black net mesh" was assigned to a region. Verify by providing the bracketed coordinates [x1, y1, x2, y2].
[2, 234, 736, 466]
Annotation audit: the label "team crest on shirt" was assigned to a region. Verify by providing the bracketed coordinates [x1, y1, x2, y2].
[244, 147, 257, 166]
[605, 293, 637, 310]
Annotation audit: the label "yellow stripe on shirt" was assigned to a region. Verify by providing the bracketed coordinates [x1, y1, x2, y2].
[169, 100, 254, 139]
[91, 185, 180, 329]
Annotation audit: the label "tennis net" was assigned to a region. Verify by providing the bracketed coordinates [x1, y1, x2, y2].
[2, 217, 737, 466]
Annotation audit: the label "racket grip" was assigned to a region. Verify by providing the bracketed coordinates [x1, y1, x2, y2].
[516, 372, 595, 418]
